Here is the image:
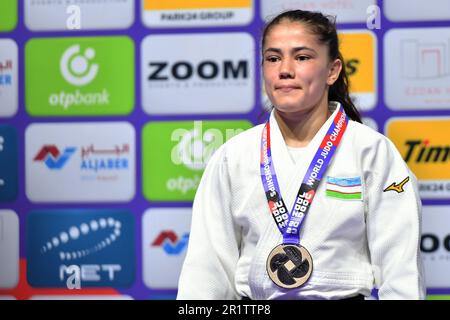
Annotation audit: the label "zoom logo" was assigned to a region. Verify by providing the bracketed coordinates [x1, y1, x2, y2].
[421, 206, 450, 287]
[60, 45, 98, 86]
[33, 145, 76, 170]
[151, 231, 189, 255]
[27, 209, 135, 288]
[148, 60, 247, 81]
[421, 234, 450, 253]
[141, 33, 254, 115]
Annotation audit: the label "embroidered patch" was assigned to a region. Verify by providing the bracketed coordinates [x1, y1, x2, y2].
[326, 176, 362, 200]
[383, 176, 409, 193]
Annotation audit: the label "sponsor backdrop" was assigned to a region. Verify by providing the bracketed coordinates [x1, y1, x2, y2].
[0, 0, 449, 299]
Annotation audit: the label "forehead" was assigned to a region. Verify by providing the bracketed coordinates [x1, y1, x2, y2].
[264, 21, 323, 49]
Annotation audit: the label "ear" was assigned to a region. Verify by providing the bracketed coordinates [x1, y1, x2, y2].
[326, 58, 342, 86]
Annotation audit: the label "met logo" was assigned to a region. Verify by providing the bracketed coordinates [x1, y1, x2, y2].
[151, 231, 189, 255]
[60, 264, 122, 289]
[27, 209, 135, 288]
[34, 145, 76, 169]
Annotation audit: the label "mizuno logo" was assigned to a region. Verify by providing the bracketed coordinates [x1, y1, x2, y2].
[34, 145, 76, 169]
[384, 176, 410, 193]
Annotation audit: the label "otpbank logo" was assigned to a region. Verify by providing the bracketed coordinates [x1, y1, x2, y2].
[339, 30, 377, 111]
[34, 145, 76, 170]
[142, 0, 253, 27]
[143, 208, 192, 289]
[0, 125, 17, 202]
[385, 117, 450, 199]
[26, 122, 135, 203]
[151, 231, 190, 255]
[0, 0, 17, 32]
[25, 36, 134, 116]
[427, 295, 450, 300]
[25, 0, 134, 31]
[142, 120, 251, 201]
[27, 209, 135, 288]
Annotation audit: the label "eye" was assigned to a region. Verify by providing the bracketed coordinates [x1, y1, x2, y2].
[265, 56, 280, 63]
[296, 55, 310, 61]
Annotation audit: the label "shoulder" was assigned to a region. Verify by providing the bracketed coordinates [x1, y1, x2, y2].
[346, 120, 409, 173]
[347, 120, 399, 154]
[347, 120, 385, 144]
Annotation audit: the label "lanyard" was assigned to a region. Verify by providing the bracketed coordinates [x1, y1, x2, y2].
[260, 104, 348, 245]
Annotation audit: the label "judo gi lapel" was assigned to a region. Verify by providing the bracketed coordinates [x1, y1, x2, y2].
[268, 104, 340, 213]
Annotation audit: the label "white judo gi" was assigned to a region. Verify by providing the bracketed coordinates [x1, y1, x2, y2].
[177, 102, 426, 300]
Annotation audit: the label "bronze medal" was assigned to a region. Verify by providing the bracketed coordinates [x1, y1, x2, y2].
[266, 244, 313, 289]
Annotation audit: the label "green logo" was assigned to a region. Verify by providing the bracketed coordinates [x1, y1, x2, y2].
[0, 0, 17, 32]
[426, 295, 450, 300]
[142, 120, 252, 201]
[25, 36, 134, 116]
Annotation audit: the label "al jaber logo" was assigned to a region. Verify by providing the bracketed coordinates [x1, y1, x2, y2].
[386, 118, 450, 198]
[25, 36, 134, 116]
[27, 210, 135, 288]
[79, 143, 130, 174]
[0, 58, 13, 88]
[34, 145, 76, 170]
[151, 231, 189, 255]
[0, 39, 18, 117]
[142, 120, 252, 201]
[142, 0, 253, 27]
[339, 30, 377, 111]
[34, 143, 130, 177]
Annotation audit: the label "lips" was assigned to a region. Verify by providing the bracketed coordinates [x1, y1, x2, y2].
[275, 85, 301, 92]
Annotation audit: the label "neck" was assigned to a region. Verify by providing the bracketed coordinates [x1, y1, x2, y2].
[274, 99, 331, 148]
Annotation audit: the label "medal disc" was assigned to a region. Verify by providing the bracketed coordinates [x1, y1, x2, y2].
[266, 244, 313, 289]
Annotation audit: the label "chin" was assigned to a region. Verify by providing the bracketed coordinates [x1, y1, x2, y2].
[273, 102, 307, 114]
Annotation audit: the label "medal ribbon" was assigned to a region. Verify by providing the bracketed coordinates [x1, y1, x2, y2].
[260, 103, 348, 245]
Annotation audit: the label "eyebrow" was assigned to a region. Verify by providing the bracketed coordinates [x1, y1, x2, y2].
[263, 46, 317, 55]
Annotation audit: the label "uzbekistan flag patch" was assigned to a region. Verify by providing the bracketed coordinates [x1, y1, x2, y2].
[326, 176, 362, 200]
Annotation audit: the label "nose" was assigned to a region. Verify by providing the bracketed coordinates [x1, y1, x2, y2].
[279, 59, 295, 79]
